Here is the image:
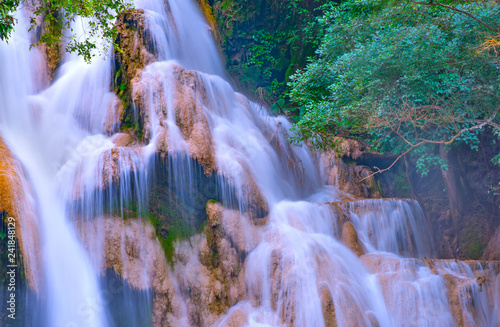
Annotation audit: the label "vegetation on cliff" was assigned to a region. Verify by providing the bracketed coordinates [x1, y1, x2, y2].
[284, 0, 500, 257]
[289, 0, 500, 162]
[0, 0, 19, 40]
[208, 0, 338, 103]
[1, 0, 130, 62]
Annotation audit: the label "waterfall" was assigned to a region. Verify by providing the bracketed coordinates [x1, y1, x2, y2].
[1, 0, 499, 326]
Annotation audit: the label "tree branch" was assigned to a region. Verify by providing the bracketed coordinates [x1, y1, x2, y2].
[359, 104, 500, 182]
[413, 1, 498, 32]
[359, 141, 427, 182]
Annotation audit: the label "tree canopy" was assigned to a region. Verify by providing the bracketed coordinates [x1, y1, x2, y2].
[289, 0, 500, 175]
[1, 0, 130, 62]
[0, 0, 20, 40]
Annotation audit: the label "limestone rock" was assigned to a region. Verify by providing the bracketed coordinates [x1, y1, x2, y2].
[0, 137, 41, 292]
[319, 285, 337, 327]
[341, 221, 365, 256]
[114, 9, 158, 89]
[77, 216, 187, 327]
[319, 148, 381, 199]
[482, 227, 500, 260]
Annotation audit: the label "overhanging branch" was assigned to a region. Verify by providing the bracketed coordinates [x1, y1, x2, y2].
[413, 1, 498, 32]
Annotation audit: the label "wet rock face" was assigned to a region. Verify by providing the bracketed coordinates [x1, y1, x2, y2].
[113, 9, 270, 215]
[0, 138, 21, 217]
[482, 227, 500, 260]
[77, 216, 189, 327]
[132, 63, 216, 169]
[341, 221, 365, 257]
[319, 286, 337, 327]
[170, 202, 260, 326]
[0, 138, 40, 292]
[319, 140, 381, 199]
[114, 9, 159, 133]
[114, 9, 158, 89]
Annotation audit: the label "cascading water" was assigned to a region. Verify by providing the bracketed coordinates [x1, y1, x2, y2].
[1, 1, 499, 327]
[0, 9, 109, 327]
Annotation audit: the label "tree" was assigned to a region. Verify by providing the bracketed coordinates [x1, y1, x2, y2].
[1, 0, 131, 62]
[0, 0, 20, 41]
[289, 0, 500, 229]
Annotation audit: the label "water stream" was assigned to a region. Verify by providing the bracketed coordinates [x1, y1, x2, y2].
[0, 1, 499, 326]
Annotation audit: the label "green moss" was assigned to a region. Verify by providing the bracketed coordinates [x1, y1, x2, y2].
[394, 169, 411, 198]
[149, 214, 195, 266]
[465, 236, 484, 260]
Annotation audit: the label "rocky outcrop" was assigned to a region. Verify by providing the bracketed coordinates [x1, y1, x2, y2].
[0, 138, 22, 218]
[0, 137, 40, 292]
[319, 138, 381, 199]
[132, 63, 215, 169]
[319, 285, 337, 327]
[130, 61, 269, 214]
[113, 9, 270, 215]
[362, 254, 500, 327]
[168, 201, 263, 326]
[77, 216, 188, 327]
[482, 227, 500, 260]
[75, 200, 264, 327]
[341, 221, 365, 256]
[114, 9, 158, 90]
[114, 9, 159, 135]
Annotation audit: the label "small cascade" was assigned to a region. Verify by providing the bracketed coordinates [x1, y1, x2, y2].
[346, 199, 434, 257]
[0, 0, 499, 326]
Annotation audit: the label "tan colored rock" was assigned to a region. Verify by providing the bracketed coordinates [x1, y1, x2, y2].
[0, 138, 21, 217]
[100, 147, 144, 188]
[482, 227, 500, 260]
[77, 216, 186, 327]
[0, 137, 41, 292]
[174, 235, 246, 327]
[319, 149, 381, 199]
[111, 133, 133, 147]
[341, 221, 365, 256]
[114, 9, 158, 89]
[168, 202, 263, 326]
[336, 138, 366, 160]
[319, 285, 337, 327]
[132, 63, 216, 173]
[215, 306, 249, 327]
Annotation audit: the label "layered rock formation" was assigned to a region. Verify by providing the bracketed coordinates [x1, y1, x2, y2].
[319, 138, 381, 199]
[5, 4, 499, 326]
[97, 8, 500, 326]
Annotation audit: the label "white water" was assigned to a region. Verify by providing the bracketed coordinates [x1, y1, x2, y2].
[0, 10, 109, 327]
[1, 1, 499, 327]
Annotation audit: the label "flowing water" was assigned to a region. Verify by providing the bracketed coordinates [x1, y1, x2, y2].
[0, 1, 499, 327]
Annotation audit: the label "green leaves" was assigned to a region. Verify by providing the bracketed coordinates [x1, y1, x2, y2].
[213, 0, 334, 101]
[416, 153, 448, 177]
[0, 0, 20, 41]
[289, 0, 500, 160]
[27, 0, 132, 63]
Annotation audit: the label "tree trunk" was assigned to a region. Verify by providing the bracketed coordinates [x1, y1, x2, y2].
[439, 145, 464, 249]
[404, 154, 416, 199]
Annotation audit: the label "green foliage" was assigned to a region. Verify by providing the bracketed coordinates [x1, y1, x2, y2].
[0, 0, 20, 41]
[212, 0, 336, 101]
[28, 0, 131, 63]
[492, 153, 500, 166]
[289, 0, 500, 165]
[416, 154, 448, 177]
[149, 214, 195, 266]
